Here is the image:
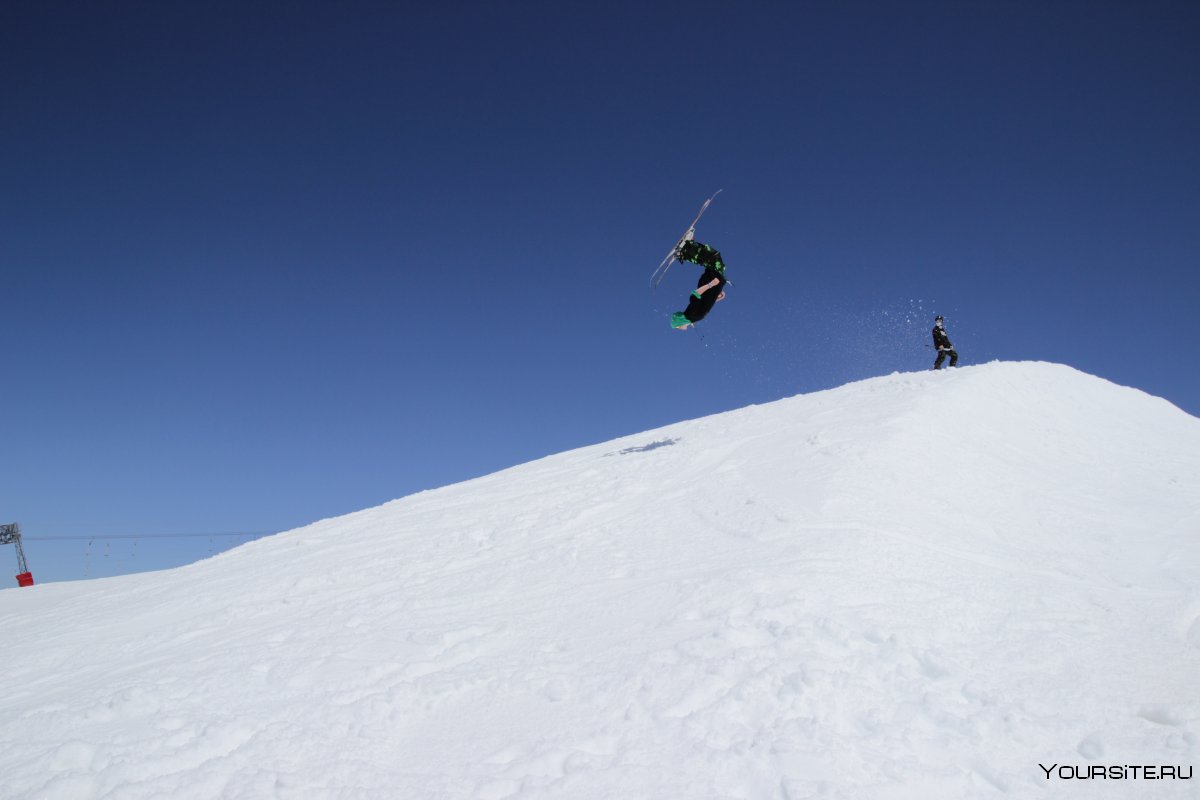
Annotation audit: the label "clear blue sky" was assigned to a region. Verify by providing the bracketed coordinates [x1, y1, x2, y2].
[4, 1, 1198, 583]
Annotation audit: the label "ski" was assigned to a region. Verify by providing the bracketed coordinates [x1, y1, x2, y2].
[650, 190, 723, 289]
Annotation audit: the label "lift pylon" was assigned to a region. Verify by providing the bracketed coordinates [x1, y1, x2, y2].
[1, 523, 34, 587]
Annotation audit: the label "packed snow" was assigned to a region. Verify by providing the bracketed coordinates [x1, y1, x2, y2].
[2, 362, 1197, 799]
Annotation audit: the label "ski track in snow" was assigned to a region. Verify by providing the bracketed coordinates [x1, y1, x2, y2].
[2, 362, 1198, 799]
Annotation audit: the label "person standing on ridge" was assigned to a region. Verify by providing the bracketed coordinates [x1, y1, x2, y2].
[670, 234, 728, 330]
[932, 315, 958, 369]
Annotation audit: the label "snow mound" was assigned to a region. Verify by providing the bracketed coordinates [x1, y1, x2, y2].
[2, 362, 1197, 799]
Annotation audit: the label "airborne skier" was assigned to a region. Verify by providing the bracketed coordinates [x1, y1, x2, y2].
[669, 236, 728, 330]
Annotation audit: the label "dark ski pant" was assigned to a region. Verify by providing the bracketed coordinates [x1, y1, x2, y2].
[682, 268, 727, 323]
[933, 348, 958, 369]
[678, 241, 725, 272]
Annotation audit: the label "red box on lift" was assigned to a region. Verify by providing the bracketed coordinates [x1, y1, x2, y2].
[16, 572, 34, 587]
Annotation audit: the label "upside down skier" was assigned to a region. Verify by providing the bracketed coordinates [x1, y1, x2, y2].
[670, 235, 728, 330]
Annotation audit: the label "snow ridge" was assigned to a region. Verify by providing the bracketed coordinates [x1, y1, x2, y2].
[2, 362, 1198, 799]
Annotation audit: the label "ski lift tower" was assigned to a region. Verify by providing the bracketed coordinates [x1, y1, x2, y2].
[1, 523, 34, 587]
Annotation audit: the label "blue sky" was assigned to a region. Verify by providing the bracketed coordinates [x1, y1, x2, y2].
[3, 1, 1198, 583]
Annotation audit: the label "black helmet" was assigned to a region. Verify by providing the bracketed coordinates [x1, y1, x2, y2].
[934, 315, 944, 322]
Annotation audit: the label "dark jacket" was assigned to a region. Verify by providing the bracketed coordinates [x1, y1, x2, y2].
[682, 268, 726, 323]
[932, 325, 953, 350]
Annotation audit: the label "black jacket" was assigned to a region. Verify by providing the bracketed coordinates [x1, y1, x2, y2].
[681, 267, 727, 324]
[932, 325, 953, 350]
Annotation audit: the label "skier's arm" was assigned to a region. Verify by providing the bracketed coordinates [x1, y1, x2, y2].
[691, 277, 722, 298]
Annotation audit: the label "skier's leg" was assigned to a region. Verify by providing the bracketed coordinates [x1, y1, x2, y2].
[677, 241, 724, 271]
[933, 351, 946, 370]
[676, 240, 700, 263]
[948, 349, 958, 367]
[693, 244, 723, 270]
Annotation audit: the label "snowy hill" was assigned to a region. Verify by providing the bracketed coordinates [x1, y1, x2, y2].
[2, 362, 1198, 800]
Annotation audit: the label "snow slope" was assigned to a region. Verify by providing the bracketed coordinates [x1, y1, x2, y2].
[2, 362, 1198, 800]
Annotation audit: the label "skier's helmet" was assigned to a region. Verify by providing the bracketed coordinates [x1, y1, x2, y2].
[934, 315, 944, 323]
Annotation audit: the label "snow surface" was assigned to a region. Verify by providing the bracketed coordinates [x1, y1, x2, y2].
[2, 362, 1198, 800]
